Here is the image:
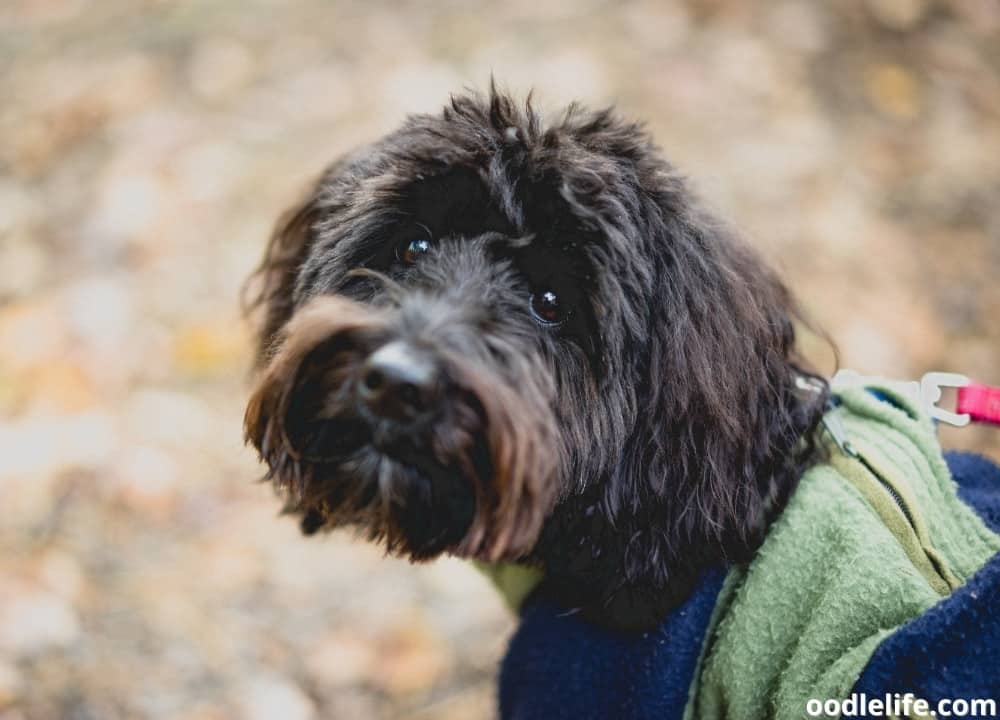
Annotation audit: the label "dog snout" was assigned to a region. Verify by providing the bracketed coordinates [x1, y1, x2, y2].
[359, 341, 439, 422]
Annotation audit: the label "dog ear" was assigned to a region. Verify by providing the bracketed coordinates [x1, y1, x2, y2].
[243, 189, 322, 366]
[645, 210, 829, 555]
[595, 203, 830, 622]
[539, 194, 830, 631]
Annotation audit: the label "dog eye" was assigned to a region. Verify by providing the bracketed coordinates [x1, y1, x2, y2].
[398, 237, 431, 265]
[530, 290, 569, 326]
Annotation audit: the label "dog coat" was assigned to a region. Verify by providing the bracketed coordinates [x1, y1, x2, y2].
[492, 382, 1000, 719]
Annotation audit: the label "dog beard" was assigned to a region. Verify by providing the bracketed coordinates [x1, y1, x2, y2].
[245, 284, 563, 563]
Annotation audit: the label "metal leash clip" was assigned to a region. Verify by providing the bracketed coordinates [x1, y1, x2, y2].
[832, 370, 972, 427]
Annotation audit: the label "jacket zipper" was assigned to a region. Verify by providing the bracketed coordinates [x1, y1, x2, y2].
[853, 452, 917, 529]
[822, 409, 955, 592]
[822, 412, 916, 529]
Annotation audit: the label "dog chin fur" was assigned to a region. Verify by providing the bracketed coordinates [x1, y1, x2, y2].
[244, 85, 830, 632]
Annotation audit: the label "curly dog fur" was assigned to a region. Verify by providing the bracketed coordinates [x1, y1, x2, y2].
[243, 87, 830, 632]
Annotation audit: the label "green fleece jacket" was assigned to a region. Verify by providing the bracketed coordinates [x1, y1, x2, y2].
[686, 383, 1000, 719]
[482, 382, 1000, 719]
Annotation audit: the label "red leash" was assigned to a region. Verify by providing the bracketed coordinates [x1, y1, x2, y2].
[957, 383, 1000, 427]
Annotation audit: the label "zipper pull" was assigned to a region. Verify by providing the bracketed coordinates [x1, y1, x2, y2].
[822, 411, 859, 458]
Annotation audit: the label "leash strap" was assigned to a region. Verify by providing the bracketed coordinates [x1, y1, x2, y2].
[956, 383, 1000, 427]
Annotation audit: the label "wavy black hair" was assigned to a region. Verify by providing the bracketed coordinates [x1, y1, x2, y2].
[244, 86, 831, 631]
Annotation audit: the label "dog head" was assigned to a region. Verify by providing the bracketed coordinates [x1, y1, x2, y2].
[244, 88, 828, 617]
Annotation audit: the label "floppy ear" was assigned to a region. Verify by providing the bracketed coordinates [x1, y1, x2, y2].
[581, 204, 831, 630]
[534, 195, 831, 631]
[243, 190, 322, 366]
[616, 204, 831, 573]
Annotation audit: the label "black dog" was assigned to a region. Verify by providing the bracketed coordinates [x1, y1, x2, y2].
[243, 87, 829, 632]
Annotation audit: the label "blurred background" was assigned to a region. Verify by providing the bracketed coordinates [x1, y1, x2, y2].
[1, 0, 998, 718]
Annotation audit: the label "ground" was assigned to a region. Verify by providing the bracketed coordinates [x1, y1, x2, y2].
[1, 1, 998, 718]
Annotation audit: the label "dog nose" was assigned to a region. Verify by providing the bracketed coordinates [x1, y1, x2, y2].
[359, 341, 439, 421]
